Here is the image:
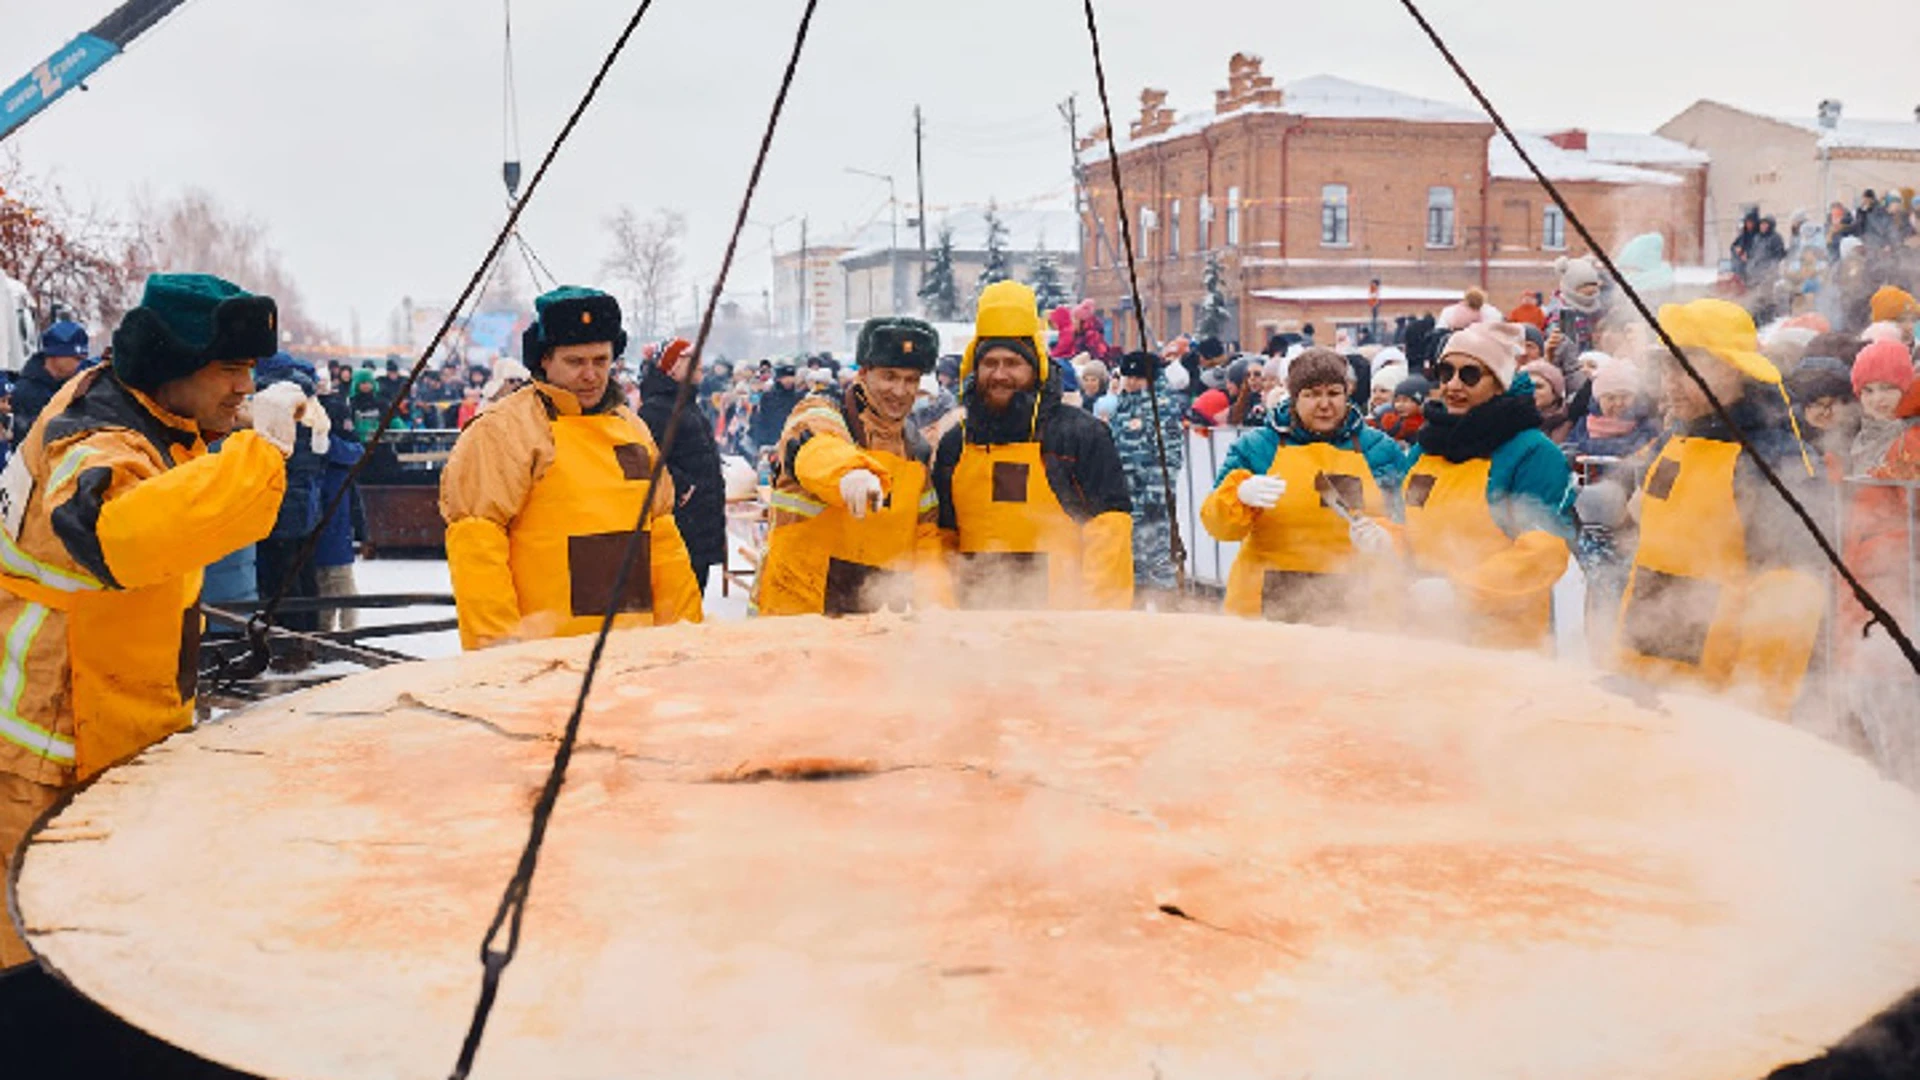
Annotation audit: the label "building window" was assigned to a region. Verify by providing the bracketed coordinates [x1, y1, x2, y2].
[1226, 186, 1241, 247]
[1542, 204, 1567, 251]
[1426, 186, 1456, 248]
[1165, 304, 1183, 339]
[1169, 199, 1181, 259]
[1199, 194, 1213, 250]
[1321, 184, 1350, 247]
[1138, 208, 1155, 259]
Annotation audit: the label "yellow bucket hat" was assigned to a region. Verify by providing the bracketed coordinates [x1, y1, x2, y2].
[962, 280, 1050, 384]
[1656, 298, 1781, 386]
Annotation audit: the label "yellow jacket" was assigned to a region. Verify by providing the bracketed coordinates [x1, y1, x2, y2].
[0, 369, 284, 967]
[756, 390, 950, 616]
[1615, 426, 1824, 717]
[440, 382, 702, 650]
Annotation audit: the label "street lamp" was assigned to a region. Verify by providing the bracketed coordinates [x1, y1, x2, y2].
[845, 167, 903, 317]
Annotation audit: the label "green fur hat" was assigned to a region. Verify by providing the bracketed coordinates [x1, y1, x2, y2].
[855, 317, 938, 373]
[522, 286, 626, 377]
[112, 274, 279, 392]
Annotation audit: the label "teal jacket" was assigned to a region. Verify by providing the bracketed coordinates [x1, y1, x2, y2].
[1406, 424, 1574, 541]
[1216, 403, 1407, 494]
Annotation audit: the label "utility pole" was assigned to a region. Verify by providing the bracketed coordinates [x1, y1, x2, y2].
[797, 216, 809, 355]
[914, 105, 929, 312]
[1060, 94, 1088, 294]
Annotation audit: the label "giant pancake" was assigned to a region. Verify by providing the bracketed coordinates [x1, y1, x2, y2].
[11, 611, 1920, 1079]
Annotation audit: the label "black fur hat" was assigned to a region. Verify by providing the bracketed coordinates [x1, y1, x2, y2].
[856, 317, 938, 373]
[112, 274, 278, 393]
[521, 287, 627, 376]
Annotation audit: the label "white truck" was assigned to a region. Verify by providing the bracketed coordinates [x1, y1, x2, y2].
[2, 273, 35, 374]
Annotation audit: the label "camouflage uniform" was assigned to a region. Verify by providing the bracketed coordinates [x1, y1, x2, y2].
[1108, 380, 1185, 590]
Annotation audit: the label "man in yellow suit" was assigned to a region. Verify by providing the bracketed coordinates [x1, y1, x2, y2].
[440, 287, 702, 650]
[756, 317, 949, 615]
[0, 272, 299, 969]
[931, 281, 1134, 610]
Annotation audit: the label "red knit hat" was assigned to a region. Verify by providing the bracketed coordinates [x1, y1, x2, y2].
[1851, 339, 1916, 396]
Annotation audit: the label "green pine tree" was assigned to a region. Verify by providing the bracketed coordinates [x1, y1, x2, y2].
[917, 227, 960, 321]
[1028, 249, 1072, 313]
[974, 203, 1012, 304]
[1196, 250, 1232, 339]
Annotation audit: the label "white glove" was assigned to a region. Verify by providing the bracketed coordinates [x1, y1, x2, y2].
[1161, 361, 1190, 392]
[250, 382, 307, 457]
[838, 468, 885, 519]
[1349, 517, 1394, 556]
[1236, 475, 1287, 510]
[300, 394, 330, 456]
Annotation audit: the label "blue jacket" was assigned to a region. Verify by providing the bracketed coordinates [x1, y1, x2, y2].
[314, 436, 366, 568]
[257, 353, 326, 541]
[1216, 403, 1407, 494]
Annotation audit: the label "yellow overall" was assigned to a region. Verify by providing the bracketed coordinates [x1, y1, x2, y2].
[949, 439, 1116, 610]
[1202, 442, 1386, 623]
[1402, 456, 1565, 651]
[442, 385, 703, 650]
[1616, 436, 1823, 716]
[758, 441, 941, 616]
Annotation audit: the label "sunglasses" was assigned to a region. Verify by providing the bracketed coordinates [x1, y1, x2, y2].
[1433, 361, 1489, 388]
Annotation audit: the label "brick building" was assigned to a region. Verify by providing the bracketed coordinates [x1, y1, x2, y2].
[1080, 55, 1707, 349]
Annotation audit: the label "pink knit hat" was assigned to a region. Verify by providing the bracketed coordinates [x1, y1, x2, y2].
[1591, 356, 1641, 399]
[1439, 322, 1526, 389]
[1852, 339, 1916, 395]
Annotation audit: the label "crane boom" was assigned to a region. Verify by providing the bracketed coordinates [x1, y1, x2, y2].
[0, 0, 191, 143]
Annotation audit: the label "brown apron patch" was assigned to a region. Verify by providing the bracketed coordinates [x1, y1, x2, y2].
[1622, 567, 1718, 667]
[991, 461, 1030, 503]
[613, 443, 653, 482]
[1646, 458, 1681, 501]
[568, 530, 655, 618]
[1404, 473, 1436, 508]
[953, 552, 1049, 610]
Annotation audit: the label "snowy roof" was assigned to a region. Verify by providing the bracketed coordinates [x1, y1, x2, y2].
[1777, 115, 1920, 154]
[1251, 285, 1468, 304]
[1489, 133, 1683, 187]
[841, 205, 1078, 260]
[1087, 74, 1487, 160]
[1579, 132, 1709, 168]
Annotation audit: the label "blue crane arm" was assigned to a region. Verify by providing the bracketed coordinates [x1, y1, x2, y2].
[1, 0, 191, 143]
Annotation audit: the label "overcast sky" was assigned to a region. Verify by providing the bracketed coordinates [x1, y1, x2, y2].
[4, 0, 1914, 340]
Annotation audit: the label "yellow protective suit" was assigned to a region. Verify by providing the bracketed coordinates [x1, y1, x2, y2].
[756, 393, 949, 616]
[945, 437, 1133, 610]
[440, 383, 703, 650]
[1202, 442, 1391, 623]
[1402, 456, 1569, 651]
[1615, 434, 1824, 717]
[0, 367, 285, 967]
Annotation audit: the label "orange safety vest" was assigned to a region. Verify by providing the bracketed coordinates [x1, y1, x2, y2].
[1402, 455, 1554, 650]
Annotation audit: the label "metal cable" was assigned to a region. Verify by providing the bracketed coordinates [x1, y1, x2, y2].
[1081, 0, 1188, 589]
[217, 0, 667, 688]
[1394, 0, 1920, 675]
[445, 1, 822, 1075]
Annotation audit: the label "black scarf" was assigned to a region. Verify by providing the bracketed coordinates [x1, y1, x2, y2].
[1418, 393, 1543, 463]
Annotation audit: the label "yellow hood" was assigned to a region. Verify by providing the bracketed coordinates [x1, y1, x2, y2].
[962, 280, 1050, 385]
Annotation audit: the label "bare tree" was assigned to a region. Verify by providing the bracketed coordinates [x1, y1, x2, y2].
[0, 154, 149, 330]
[600, 207, 685, 340]
[133, 186, 331, 344]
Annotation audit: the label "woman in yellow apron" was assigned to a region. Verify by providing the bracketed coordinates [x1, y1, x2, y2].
[930, 281, 1134, 611]
[1401, 323, 1573, 651]
[440, 287, 702, 650]
[1201, 348, 1405, 624]
[756, 317, 950, 616]
[1610, 299, 1825, 717]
